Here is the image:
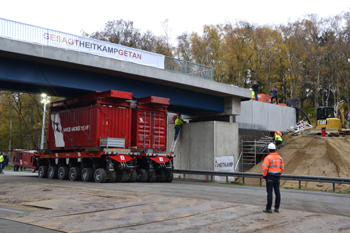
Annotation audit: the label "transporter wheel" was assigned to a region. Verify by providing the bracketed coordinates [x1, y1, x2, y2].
[94, 168, 108, 183]
[136, 169, 148, 182]
[81, 168, 94, 182]
[166, 170, 174, 183]
[116, 170, 128, 183]
[156, 170, 167, 182]
[69, 167, 81, 181]
[128, 170, 137, 182]
[48, 166, 58, 179]
[108, 171, 117, 183]
[38, 166, 48, 178]
[147, 171, 157, 182]
[58, 166, 69, 180]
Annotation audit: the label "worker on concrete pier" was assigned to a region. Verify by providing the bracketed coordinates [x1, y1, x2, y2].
[252, 81, 259, 101]
[250, 88, 255, 100]
[262, 143, 284, 213]
[174, 114, 184, 140]
[0, 153, 4, 174]
[270, 86, 278, 105]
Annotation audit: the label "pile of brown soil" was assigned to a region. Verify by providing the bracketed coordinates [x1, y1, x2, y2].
[240, 135, 350, 192]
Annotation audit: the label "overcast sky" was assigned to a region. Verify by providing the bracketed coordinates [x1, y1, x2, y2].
[1, 0, 350, 45]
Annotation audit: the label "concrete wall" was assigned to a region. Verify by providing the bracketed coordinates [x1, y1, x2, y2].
[236, 100, 296, 132]
[168, 121, 239, 180]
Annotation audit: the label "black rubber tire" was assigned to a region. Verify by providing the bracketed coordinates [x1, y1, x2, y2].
[69, 167, 81, 181]
[81, 168, 94, 182]
[38, 166, 48, 178]
[108, 171, 117, 183]
[147, 171, 157, 182]
[94, 168, 108, 183]
[128, 170, 137, 182]
[156, 170, 167, 182]
[166, 170, 174, 183]
[115, 170, 128, 183]
[136, 169, 148, 182]
[58, 166, 69, 180]
[48, 166, 58, 179]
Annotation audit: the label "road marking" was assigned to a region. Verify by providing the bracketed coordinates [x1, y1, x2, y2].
[0, 207, 24, 214]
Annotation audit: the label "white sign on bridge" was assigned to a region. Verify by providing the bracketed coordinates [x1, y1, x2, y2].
[0, 18, 165, 69]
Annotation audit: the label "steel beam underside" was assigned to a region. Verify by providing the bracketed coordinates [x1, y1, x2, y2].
[0, 56, 224, 115]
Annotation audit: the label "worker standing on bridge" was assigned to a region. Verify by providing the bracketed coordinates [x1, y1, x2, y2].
[270, 86, 278, 105]
[262, 143, 284, 213]
[174, 114, 184, 140]
[0, 153, 4, 174]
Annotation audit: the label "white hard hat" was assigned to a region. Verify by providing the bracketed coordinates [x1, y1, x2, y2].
[268, 143, 276, 150]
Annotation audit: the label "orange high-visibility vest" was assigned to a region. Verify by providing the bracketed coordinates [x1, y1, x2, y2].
[262, 153, 284, 177]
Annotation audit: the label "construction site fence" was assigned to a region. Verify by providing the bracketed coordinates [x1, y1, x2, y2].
[173, 169, 350, 193]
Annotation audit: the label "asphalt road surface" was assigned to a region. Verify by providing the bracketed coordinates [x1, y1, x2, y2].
[0, 170, 350, 232]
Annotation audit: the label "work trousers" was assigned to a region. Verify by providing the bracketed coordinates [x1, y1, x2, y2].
[275, 140, 282, 146]
[174, 125, 181, 140]
[0, 163, 3, 173]
[266, 178, 281, 210]
[254, 91, 258, 101]
[271, 96, 278, 105]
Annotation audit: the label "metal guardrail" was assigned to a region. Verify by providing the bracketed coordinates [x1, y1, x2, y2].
[173, 169, 350, 192]
[164, 56, 214, 80]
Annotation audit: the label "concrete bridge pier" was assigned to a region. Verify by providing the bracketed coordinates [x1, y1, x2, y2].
[167, 121, 239, 180]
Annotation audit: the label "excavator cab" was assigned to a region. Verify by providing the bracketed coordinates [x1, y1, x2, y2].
[316, 107, 334, 123]
[311, 106, 341, 134]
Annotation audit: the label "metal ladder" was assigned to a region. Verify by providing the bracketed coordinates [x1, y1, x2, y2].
[170, 129, 181, 153]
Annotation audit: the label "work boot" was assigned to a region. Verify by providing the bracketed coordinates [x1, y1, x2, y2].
[274, 209, 279, 213]
[263, 209, 272, 213]
[0, 172, 4, 174]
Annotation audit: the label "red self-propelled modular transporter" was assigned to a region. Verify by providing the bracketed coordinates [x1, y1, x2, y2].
[37, 90, 139, 183]
[132, 96, 175, 182]
[33, 90, 175, 183]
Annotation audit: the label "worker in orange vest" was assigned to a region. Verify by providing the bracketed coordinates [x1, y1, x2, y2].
[262, 143, 284, 213]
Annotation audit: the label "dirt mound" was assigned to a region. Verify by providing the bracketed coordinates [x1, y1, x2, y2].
[241, 135, 350, 192]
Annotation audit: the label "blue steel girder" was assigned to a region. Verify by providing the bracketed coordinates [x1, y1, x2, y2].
[0, 56, 224, 115]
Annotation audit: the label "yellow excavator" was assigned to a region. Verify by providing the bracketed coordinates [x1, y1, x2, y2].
[311, 100, 347, 135]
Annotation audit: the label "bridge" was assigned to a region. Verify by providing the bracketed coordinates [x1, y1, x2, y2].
[0, 18, 250, 117]
[0, 18, 254, 175]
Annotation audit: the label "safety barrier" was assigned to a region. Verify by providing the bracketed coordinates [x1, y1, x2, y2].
[173, 169, 350, 192]
[164, 56, 214, 80]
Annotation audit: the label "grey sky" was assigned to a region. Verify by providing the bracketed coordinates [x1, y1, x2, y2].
[1, 0, 350, 45]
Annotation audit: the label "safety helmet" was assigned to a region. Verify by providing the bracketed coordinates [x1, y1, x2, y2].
[268, 143, 276, 150]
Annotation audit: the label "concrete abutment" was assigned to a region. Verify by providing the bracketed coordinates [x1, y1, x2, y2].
[168, 121, 239, 180]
